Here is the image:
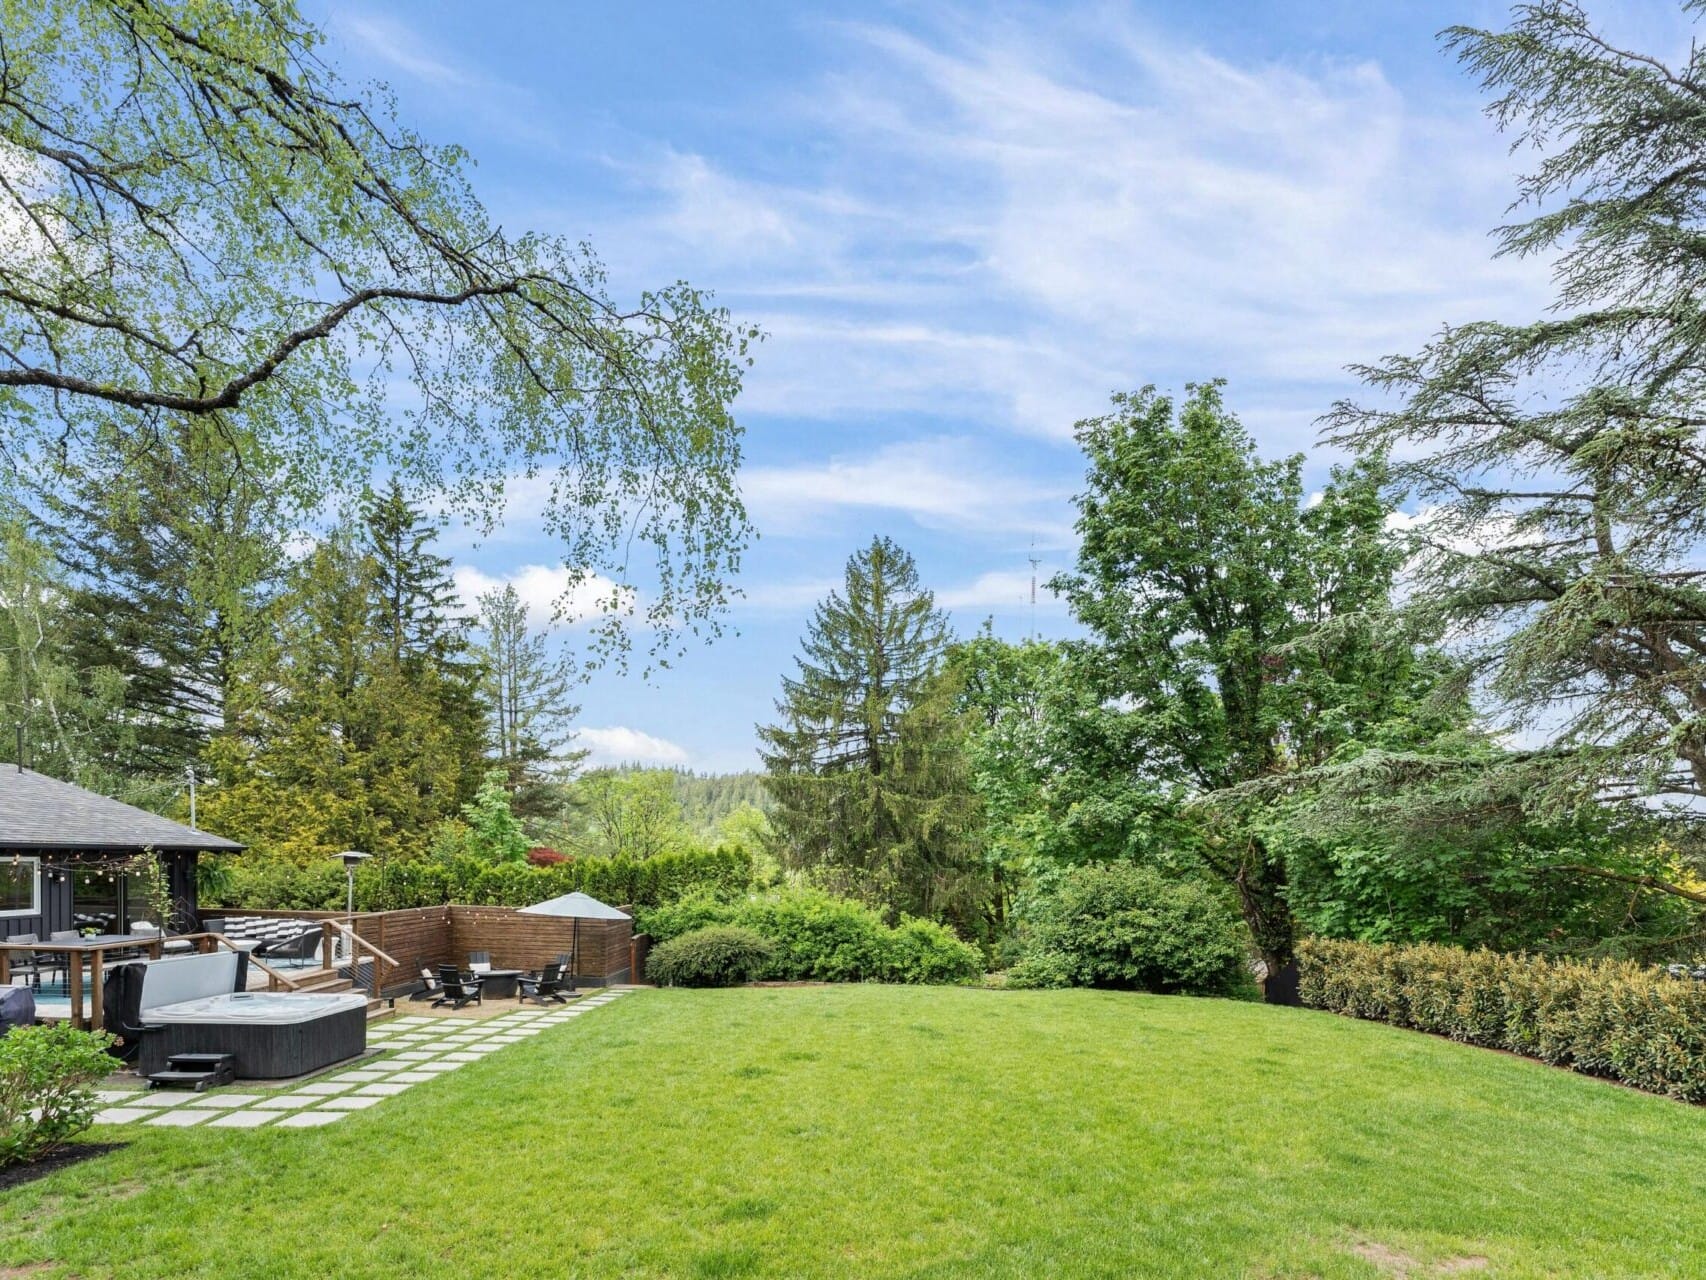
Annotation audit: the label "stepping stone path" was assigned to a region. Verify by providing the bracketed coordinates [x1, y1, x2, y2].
[92, 990, 630, 1132]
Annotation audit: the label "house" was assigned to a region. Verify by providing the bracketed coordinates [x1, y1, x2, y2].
[0, 765, 244, 939]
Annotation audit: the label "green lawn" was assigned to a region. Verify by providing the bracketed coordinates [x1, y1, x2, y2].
[4, 986, 1705, 1279]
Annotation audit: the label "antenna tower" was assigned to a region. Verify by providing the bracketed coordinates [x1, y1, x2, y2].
[1028, 538, 1041, 641]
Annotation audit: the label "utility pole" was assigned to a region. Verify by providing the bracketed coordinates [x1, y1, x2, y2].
[185, 764, 197, 829]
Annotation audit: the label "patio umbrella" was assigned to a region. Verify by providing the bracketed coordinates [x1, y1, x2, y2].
[518, 892, 630, 990]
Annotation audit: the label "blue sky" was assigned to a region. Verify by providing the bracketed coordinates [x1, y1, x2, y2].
[302, 0, 1681, 773]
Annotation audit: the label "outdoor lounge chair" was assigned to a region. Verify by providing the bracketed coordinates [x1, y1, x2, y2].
[255, 928, 321, 967]
[517, 961, 569, 1005]
[467, 950, 492, 975]
[432, 964, 483, 1010]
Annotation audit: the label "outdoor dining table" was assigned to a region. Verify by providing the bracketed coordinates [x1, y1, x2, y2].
[0, 933, 168, 1031]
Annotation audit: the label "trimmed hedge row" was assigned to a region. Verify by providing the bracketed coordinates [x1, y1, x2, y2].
[639, 888, 985, 985]
[217, 847, 754, 914]
[1297, 938, 1706, 1102]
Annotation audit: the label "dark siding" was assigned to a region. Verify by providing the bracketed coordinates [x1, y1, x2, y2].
[0, 848, 199, 942]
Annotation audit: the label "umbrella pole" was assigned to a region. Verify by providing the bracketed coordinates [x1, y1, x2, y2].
[567, 917, 579, 993]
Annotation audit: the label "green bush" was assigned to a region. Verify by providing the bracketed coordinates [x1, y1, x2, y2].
[1007, 862, 1252, 997]
[881, 916, 986, 984]
[636, 887, 984, 985]
[0, 1025, 119, 1168]
[1296, 938, 1706, 1102]
[647, 926, 776, 988]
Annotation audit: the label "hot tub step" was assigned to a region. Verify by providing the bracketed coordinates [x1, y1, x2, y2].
[149, 1052, 237, 1091]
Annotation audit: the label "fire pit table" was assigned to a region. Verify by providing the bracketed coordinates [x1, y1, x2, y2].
[475, 969, 524, 999]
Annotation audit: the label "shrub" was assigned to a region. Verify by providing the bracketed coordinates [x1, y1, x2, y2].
[882, 917, 985, 984]
[636, 890, 740, 944]
[0, 1025, 119, 1168]
[1007, 862, 1252, 997]
[1296, 938, 1706, 1102]
[636, 887, 985, 984]
[738, 890, 894, 983]
[647, 926, 776, 987]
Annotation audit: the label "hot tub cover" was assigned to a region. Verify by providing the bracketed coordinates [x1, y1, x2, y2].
[144, 990, 367, 1025]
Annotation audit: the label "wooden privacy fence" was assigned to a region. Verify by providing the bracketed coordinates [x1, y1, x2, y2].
[219, 904, 637, 993]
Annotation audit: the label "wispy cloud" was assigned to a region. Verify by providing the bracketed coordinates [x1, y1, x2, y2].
[937, 568, 1066, 614]
[338, 14, 481, 87]
[451, 564, 635, 630]
[588, 6, 1545, 442]
[333, 11, 561, 151]
[740, 437, 1074, 543]
[574, 725, 690, 768]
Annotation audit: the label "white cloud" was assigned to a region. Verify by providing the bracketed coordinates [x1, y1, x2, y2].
[741, 437, 1074, 543]
[338, 15, 480, 87]
[452, 564, 635, 629]
[937, 568, 1066, 613]
[574, 725, 690, 768]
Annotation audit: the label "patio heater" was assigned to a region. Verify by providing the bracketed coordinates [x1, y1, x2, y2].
[334, 851, 370, 969]
[335, 851, 370, 914]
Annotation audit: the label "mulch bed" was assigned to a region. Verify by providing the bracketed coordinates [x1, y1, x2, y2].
[0, 1143, 126, 1193]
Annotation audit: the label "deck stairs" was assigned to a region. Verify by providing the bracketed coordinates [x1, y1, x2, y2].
[147, 1051, 236, 1092]
[274, 966, 397, 1024]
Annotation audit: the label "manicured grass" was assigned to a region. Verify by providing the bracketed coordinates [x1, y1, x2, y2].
[4, 986, 1706, 1278]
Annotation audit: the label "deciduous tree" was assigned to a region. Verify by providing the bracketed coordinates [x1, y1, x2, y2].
[0, 0, 754, 670]
[1054, 383, 1408, 971]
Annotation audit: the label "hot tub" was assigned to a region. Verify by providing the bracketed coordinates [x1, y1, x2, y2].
[138, 991, 368, 1079]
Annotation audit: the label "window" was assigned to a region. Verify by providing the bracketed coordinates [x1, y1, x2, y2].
[0, 856, 40, 917]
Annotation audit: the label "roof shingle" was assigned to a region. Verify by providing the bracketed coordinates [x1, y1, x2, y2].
[0, 766, 245, 852]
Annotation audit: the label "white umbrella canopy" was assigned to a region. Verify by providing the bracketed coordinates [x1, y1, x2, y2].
[518, 891, 630, 921]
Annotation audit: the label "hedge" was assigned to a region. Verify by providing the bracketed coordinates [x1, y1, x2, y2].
[1297, 938, 1706, 1102]
[215, 847, 754, 914]
[638, 887, 985, 985]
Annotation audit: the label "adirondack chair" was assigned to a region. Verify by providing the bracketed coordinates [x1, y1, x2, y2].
[517, 961, 569, 1005]
[408, 965, 442, 1002]
[432, 964, 484, 1010]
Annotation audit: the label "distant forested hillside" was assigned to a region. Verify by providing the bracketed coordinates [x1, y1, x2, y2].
[599, 767, 772, 838]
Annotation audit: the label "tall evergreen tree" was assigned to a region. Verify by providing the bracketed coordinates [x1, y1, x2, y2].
[202, 523, 488, 859]
[39, 421, 285, 778]
[1326, 1, 1706, 907]
[475, 583, 585, 816]
[362, 479, 464, 667]
[759, 537, 982, 922]
[360, 481, 487, 803]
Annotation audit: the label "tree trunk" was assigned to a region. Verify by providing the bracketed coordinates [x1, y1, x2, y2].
[1232, 834, 1295, 978]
